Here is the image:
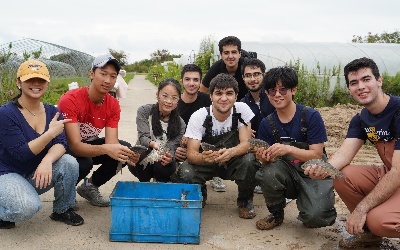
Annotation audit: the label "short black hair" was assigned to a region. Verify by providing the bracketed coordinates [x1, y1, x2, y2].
[209, 73, 239, 94]
[263, 67, 298, 90]
[241, 58, 266, 75]
[218, 36, 241, 54]
[181, 64, 202, 79]
[343, 57, 380, 87]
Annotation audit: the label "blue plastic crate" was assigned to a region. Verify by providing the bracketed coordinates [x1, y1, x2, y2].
[109, 181, 202, 244]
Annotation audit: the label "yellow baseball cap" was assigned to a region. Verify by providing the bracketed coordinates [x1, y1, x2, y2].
[17, 60, 50, 82]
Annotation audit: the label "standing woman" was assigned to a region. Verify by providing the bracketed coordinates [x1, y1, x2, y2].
[0, 60, 84, 229]
[129, 78, 186, 182]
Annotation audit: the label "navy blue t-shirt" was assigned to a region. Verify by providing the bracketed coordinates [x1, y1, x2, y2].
[346, 95, 400, 150]
[257, 103, 327, 146]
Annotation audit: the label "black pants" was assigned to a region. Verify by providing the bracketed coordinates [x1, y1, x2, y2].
[68, 138, 131, 187]
[128, 149, 176, 182]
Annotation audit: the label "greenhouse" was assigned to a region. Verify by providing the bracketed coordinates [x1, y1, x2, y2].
[0, 38, 93, 83]
[213, 42, 400, 76]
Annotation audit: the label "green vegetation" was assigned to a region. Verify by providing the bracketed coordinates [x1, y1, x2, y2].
[352, 30, 400, 43]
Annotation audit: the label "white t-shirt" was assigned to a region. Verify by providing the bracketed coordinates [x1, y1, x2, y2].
[185, 102, 254, 140]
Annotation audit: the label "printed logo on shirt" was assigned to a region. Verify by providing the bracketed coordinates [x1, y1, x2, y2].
[364, 126, 393, 142]
[79, 122, 103, 141]
[211, 126, 232, 136]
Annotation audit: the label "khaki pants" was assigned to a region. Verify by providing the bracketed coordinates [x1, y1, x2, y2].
[334, 164, 400, 237]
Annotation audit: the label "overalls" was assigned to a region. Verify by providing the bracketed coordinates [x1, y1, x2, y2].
[255, 108, 337, 227]
[171, 106, 259, 203]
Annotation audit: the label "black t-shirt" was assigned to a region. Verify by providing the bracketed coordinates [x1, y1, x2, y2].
[202, 57, 247, 100]
[177, 92, 212, 125]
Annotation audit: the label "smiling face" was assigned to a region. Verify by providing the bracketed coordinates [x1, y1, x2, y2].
[211, 87, 237, 115]
[89, 64, 118, 94]
[266, 80, 296, 110]
[182, 71, 201, 95]
[221, 45, 241, 70]
[243, 65, 264, 92]
[18, 77, 49, 99]
[347, 67, 382, 108]
[157, 84, 180, 114]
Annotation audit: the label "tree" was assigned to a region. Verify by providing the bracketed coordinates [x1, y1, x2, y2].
[109, 48, 129, 66]
[150, 49, 181, 63]
[195, 35, 216, 72]
[352, 30, 400, 43]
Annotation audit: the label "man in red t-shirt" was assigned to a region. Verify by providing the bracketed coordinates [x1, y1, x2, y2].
[58, 54, 139, 207]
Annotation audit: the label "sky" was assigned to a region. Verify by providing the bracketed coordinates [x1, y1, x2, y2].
[1, 0, 399, 63]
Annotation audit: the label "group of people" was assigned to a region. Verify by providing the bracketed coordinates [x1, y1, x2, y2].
[0, 35, 399, 249]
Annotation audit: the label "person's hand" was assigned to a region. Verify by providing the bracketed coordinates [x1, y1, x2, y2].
[303, 165, 330, 179]
[255, 147, 270, 162]
[48, 112, 72, 138]
[32, 158, 53, 189]
[266, 143, 289, 160]
[251, 129, 256, 138]
[175, 146, 187, 162]
[106, 144, 135, 162]
[214, 148, 233, 163]
[345, 207, 367, 235]
[127, 152, 140, 166]
[149, 141, 159, 150]
[201, 150, 219, 164]
[160, 151, 172, 166]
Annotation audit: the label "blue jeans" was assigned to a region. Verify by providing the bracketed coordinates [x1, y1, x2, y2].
[0, 154, 78, 222]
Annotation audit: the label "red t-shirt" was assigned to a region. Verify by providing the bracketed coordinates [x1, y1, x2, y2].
[58, 86, 120, 141]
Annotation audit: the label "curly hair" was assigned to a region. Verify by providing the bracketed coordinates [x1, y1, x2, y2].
[241, 58, 266, 75]
[180, 64, 202, 79]
[344, 57, 380, 87]
[218, 36, 241, 54]
[151, 78, 182, 139]
[263, 66, 298, 90]
[209, 73, 239, 94]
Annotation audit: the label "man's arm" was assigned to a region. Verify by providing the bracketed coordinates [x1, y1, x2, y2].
[328, 138, 364, 170]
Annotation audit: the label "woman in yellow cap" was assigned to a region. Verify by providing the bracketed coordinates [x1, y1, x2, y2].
[0, 59, 84, 229]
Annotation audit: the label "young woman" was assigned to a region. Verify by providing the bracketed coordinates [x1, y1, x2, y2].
[129, 78, 185, 182]
[0, 60, 84, 229]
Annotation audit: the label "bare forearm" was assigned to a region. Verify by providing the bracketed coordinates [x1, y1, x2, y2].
[43, 144, 66, 163]
[28, 131, 55, 155]
[70, 143, 108, 158]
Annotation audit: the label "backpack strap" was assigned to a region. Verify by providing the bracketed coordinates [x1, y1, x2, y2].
[267, 113, 281, 143]
[202, 107, 213, 137]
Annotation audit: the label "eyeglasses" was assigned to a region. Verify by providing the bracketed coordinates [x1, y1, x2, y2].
[159, 93, 179, 103]
[266, 88, 290, 96]
[243, 72, 263, 79]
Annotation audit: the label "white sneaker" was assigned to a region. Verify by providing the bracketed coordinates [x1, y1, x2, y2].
[285, 198, 293, 204]
[210, 177, 226, 192]
[254, 185, 263, 194]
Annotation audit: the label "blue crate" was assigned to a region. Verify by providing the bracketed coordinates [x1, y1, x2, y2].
[109, 181, 202, 244]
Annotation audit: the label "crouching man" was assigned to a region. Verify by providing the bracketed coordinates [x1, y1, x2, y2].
[171, 73, 259, 219]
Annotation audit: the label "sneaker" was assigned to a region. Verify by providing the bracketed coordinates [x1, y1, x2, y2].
[256, 214, 284, 230]
[254, 185, 263, 194]
[50, 208, 84, 226]
[238, 199, 256, 219]
[339, 231, 382, 248]
[209, 177, 226, 192]
[0, 219, 15, 229]
[285, 198, 293, 204]
[77, 178, 110, 207]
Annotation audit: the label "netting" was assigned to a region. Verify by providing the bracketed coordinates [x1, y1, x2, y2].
[213, 42, 400, 76]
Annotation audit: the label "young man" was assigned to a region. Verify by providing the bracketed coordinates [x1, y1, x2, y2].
[240, 58, 275, 194]
[58, 54, 139, 207]
[199, 36, 248, 100]
[171, 73, 259, 219]
[176, 64, 226, 192]
[254, 67, 336, 230]
[305, 57, 400, 248]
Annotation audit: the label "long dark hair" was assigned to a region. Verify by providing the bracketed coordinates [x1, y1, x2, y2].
[151, 78, 182, 140]
[10, 78, 22, 108]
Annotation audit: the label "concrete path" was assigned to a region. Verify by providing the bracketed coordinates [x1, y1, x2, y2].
[2, 75, 399, 249]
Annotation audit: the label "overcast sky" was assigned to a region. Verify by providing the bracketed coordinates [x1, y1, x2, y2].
[1, 0, 399, 63]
